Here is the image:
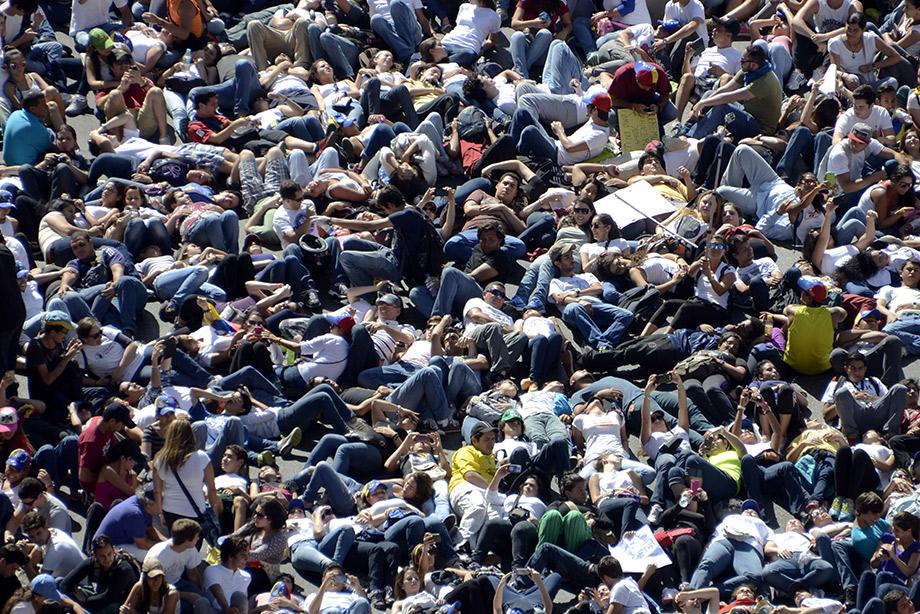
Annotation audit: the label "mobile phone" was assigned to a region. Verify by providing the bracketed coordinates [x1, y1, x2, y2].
[335, 573, 347, 583]
[430, 534, 442, 544]
[653, 372, 673, 385]
[253, 325, 265, 336]
[507, 464, 522, 473]
[415, 433, 431, 443]
[513, 567, 530, 575]
[690, 478, 701, 493]
[162, 336, 178, 360]
[689, 38, 705, 56]
[824, 171, 837, 188]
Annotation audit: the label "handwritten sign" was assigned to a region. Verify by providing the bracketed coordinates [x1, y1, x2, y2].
[618, 108, 660, 154]
[593, 180, 677, 229]
[610, 525, 673, 572]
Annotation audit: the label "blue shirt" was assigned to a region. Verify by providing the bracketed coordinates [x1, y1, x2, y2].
[852, 518, 891, 562]
[2, 109, 53, 165]
[95, 496, 152, 546]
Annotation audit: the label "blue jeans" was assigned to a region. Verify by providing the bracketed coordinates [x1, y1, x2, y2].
[690, 538, 764, 596]
[883, 312, 920, 355]
[360, 122, 411, 161]
[687, 103, 762, 140]
[137, 345, 212, 388]
[527, 543, 597, 586]
[33, 435, 78, 495]
[571, 16, 597, 56]
[509, 108, 557, 161]
[541, 39, 587, 95]
[308, 23, 361, 79]
[214, 365, 287, 407]
[518, 212, 557, 250]
[529, 333, 563, 383]
[443, 231, 526, 268]
[370, 0, 423, 63]
[187, 211, 240, 253]
[668, 454, 738, 504]
[190, 415, 246, 468]
[290, 525, 356, 575]
[441, 356, 482, 408]
[60, 276, 148, 336]
[509, 255, 557, 312]
[187, 59, 263, 117]
[360, 80, 419, 128]
[274, 115, 325, 141]
[387, 366, 451, 423]
[762, 554, 834, 594]
[277, 384, 353, 434]
[442, 42, 479, 67]
[740, 455, 808, 521]
[383, 515, 426, 558]
[836, 205, 872, 245]
[510, 30, 553, 79]
[357, 360, 418, 388]
[339, 238, 400, 288]
[153, 266, 226, 308]
[294, 461, 361, 514]
[305, 434, 384, 479]
[256, 248, 318, 294]
[561, 302, 633, 350]
[775, 126, 832, 183]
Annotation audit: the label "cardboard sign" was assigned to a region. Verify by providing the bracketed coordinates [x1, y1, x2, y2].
[618, 108, 660, 153]
[610, 525, 673, 573]
[593, 180, 678, 229]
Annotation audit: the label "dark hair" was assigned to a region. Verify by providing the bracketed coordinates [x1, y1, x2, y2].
[719, 331, 742, 350]
[279, 180, 301, 201]
[18, 477, 45, 501]
[462, 75, 488, 101]
[754, 359, 777, 378]
[743, 44, 768, 66]
[308, 59, 335, 84]
[251, 497, 287, 531]
[853, 84, 876, 106]
[91, 535, 113, 552]
[224, 444, 247, 467]
[124, 184, 148, 208]
[638, 151, 664, 172]
[69, 230, 92, 245]
[219, 535, 249, 564]
[376, 185, 406, 210]
[402, 472, 434, 508]
[20, 91, 44, 112]
[844, 351, 867, 367]
[21, 509, 45, 532]
[170, 518, 201, 545]
[10, 0, 39, 12]
[477, 220, 505, 243]
[419, 38, 440, 63]
[856, 491, 884, 515]
[883, 589, 910, 612]
[893, 512, 920, 539]
[0, 544, 25, 566]
[596, 555, 623, 580]
[834, 251, 881, 286]
[3, 47, 23, 68]
[194, 91, 218, 109]
[104, 438, 141, 465]
[846, 12, 869, 29]
[561, 473, 586, 496]
[813, 95, 842, 130]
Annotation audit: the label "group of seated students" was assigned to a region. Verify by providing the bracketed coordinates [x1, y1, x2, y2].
[8, 0, 920, 611]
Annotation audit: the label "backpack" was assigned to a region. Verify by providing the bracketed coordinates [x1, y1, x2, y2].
[456, 106, 489, 143]
[396, 208, 444, 284]
[617, 285, 663, 333]
[150, 157, 190, 187]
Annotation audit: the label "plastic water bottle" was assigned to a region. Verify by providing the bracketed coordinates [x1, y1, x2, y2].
[182, 48, 192, 67]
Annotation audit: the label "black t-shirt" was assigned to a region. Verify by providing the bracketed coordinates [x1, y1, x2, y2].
[25, 339, 63, 401]
[0, 573, 21, 609]
[389, 208, 427, 265]
[464, 245, 513, 281]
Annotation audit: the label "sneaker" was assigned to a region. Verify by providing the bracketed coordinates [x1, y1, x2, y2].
[829, 496, 842, 520]
[442, 513, 456, 531]
[328, 282, 349, 298]
[257, 450, 275, 467]
[305, 289, 322, 311]
[384, 586, 395, 607]
[278, 427, 302, 457]
[786, 68, 807, 93]
[648, 503, 663, 525]
[839, 498, 855, 521]
[369, 590, 387, 611]
[65, 94, 88, 117]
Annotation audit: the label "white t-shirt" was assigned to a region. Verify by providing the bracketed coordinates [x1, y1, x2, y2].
[304, 591, 365, 614]
[549, 272, 602, 305]
[606, 0, 651, 26]
[145, 540, 203, 585]
[610, 577, 650, 614]
[203, 565, 251, 609]
[820, 244, 859, 274]
[820, 376, 887, 404]
[826, 138, 885, 183]
[154, 450, 211, 517]
[828, 31, 879, 76]
[138, 255, 175, 278]
[736, 258, 779, 283]
[462, 297, 513, 334]
[572, 411, 625, 464]
[876, 284, 920, 313]
[580, 239, 629, 262]
[76, 325, 145, 379]
[273, 203, 315, 249]
[296, 334, 349, 382]
[556, 120, 609, 165]
[695, 261, 735, 307]
[492, 75, 517, 115]
[834, 105, 893, 139]
[5, 235, 27, 272]
[641, 256, 680, 285]
[69, 0, 129, 36]
[714, 514, 774, 551]
[642, 426, 691, 459]
[663, 0, 708, 44]
[42, 529, 85, 577]
[693, 45, 742, 78]
[441, 3, 500, 53]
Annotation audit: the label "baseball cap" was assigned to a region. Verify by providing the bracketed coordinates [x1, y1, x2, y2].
[0, 190, 14, 208]
[376, 293, 402, 307]
[242, 234, 262, 252]
[712, 15, 741, 36]
[634, 61, 659, 88]
[6, 448, 30, 470]
[500, 409, 523, 423]
[470, 421, 497, 439]
[88, 28, 115, 53]
[31, 575, 64, 601]
[142, 558, 166, 578]
[741, 499, 762, 514]
[797, 276, 827, 303]
[154, 394, 178, 416]
[103, 402, 136, 428]
[326, 313, 356, 335]
[15, 263, 28, 280]
[658, 19, 681, 34]
[288, 498, 306, 512]
[878, 77, 898, 93]
[856, 308, 882, 325]
[112, 46, 133, 62]
[848, 122, 872, 144]
[583, 90, 612, 113]
[548, 242, 576, 262]
[43, 311, 74, 330]
[0, 407, 18, 435]
[363, 480, 387, 497]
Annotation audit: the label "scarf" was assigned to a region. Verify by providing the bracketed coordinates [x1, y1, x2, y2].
[742, 60, 774, 86]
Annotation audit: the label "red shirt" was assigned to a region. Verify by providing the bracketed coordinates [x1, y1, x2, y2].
[78, 416, 115, 489]
[187, 114, 231, 144]
[608, 62, 671, 106]
[516, 0, 568, 27]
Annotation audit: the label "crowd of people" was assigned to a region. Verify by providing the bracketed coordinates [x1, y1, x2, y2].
[6, 0, 920, 611]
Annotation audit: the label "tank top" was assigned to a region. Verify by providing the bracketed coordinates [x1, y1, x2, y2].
[814, 0, 853, 33]
[783, 305, 834, 375]
[38, 213, 88, 259]
[706, 450, 742, 488]
[167, 0, 205, 39]
[695, 261, 734, 308]
[597, 470, 634, 497]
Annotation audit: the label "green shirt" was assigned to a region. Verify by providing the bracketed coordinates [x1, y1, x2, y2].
[732, 70, 783, 134]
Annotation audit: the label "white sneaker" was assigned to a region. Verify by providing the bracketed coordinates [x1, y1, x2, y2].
[648, 503, 663, 525]
[65, 94, 88, 117]
[786, 69, 807, 92]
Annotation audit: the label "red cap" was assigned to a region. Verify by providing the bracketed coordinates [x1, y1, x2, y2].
[635, 61, 659, 88]
[583, 91, 612, 113]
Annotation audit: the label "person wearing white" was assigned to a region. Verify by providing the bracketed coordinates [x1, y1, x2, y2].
[199, 536, 251, 614]
[22, 515, 84, 578]
[689, 506, 774, 591]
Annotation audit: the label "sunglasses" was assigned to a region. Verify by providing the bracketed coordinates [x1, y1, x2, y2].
[488, 289, 506, 299]
[253, 510, 267, 518]
[591, 222, 606, 228]
[573, 208, 591, 214]
[709, 242, 727, 250]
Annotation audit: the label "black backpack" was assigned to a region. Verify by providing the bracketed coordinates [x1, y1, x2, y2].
[456, 106, 489, 143]
[150, 157, 190, 187]
[396, 207, 444, 284]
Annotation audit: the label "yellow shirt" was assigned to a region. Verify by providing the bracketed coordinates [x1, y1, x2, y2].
[707, 450, 741, 490]
[783, 305, 834, 375]
[449, 445, 496, 492]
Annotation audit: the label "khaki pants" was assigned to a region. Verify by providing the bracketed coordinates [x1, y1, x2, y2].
[246, 17, 311, 70]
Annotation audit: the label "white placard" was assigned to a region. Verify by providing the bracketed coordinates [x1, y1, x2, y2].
[820, 64, 837, 96]
[609, 525, 673, 573]
[593, 180, 678, 229]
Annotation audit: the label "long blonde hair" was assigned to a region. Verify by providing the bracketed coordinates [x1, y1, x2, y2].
[154, 419, 197, 472]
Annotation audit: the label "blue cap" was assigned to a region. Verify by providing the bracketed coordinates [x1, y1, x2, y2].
[0, 190, 14, 207]
[6, 448, 30, 470]
[741, 418, 754, 431]
[741, 499, 762, 514]
[658, 19, 681, 33]
[43, 310, 75, 330]
[15, 263, 27, 279]
[155, 394, 178, 416]
[31, 575, 64, 601]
